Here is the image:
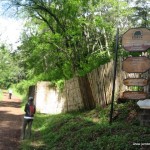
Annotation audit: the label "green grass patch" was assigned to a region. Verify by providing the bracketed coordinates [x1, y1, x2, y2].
[20, 102, 150, 150]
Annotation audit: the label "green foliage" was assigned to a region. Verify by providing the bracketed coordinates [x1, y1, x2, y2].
[0, 44, 23, 88]
[54, 79, 65, 92]
[131, 0, 150, 27]
[119, 48, 143, 58]
[62, 61, 74, 79]
[2, 0, 145, 93]
[15, 76, 65, 95]
[78, 51, 111, 76]
[14, 80, 35, 95]
[6, 0, 133, 84]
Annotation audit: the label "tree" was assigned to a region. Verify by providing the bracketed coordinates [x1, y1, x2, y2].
[125, 0, 150, 27]
[0, 44, 23, 88]
[3, 0, 133, 81]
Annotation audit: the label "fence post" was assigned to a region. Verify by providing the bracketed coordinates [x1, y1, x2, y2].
[109, 28, 119, 125]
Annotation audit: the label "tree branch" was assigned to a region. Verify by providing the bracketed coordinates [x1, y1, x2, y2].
[36, 12, 55, 33]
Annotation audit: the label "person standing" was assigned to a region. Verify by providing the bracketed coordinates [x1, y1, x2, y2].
[22, 97, 36, 139]
[8, 89, 12, 99]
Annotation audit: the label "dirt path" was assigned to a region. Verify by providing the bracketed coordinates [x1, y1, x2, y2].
[0, 91, 24, 150]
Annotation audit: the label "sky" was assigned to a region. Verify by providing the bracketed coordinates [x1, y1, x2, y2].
[0, 2, 24, 50]
[0, 17, 24, 50]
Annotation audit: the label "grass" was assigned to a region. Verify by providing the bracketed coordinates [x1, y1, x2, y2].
[20, 101, 150, 150]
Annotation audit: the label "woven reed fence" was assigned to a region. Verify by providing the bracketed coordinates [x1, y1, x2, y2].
[87, 61, 116, 107]
[29, 58, 149, 114]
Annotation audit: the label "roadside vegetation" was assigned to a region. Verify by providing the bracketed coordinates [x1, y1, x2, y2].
[20, 101, 150, 150]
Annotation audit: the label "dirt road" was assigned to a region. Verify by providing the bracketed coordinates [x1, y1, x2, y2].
[0, 91, 24, 150]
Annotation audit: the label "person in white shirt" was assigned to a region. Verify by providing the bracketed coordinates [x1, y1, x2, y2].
[8, 89, 12, 99]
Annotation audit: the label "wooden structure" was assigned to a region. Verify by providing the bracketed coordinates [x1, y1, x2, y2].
[122, 28, 150, 52]
[122, 56, 150, 73]
[29, 59, 126, 114]
[121, 28, 150, 101]
[123, 78, 148, 86]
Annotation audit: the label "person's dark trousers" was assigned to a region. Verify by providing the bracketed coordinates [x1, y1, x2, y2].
[22, 119, 33, 139]
[9, 93, 12, 99]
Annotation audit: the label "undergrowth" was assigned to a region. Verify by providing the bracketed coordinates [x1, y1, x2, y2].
[20, 101, 150, 150]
